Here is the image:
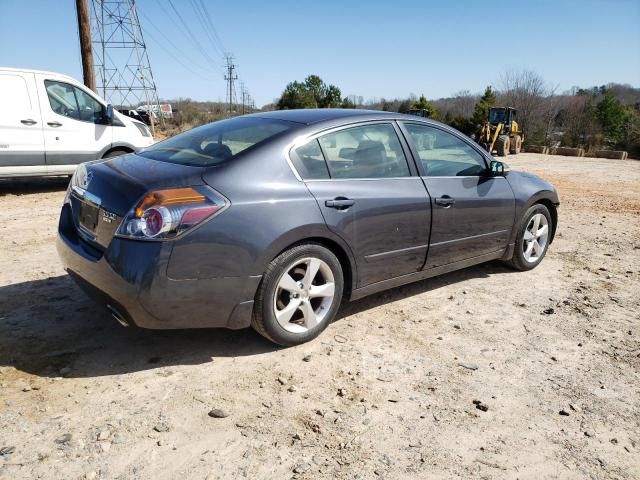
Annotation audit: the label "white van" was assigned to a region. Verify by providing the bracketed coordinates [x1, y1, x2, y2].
[0, 67, 154, 178]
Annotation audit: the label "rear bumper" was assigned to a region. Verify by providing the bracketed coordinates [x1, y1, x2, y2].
[57, 203, 260, 329]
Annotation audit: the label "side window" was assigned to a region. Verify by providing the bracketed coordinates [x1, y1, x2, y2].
[290, 139, 329, 179]
[403, 123, 487, 177]
[74, 86, 106, 123]
[45, 80, 106, 124]
[318, 123, 410, 179]
[0, 74, 32, 117]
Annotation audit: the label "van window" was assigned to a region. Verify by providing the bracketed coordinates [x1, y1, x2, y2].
[138, 117, 293, 167]
[0, 74, 32, 114]
[44, 80, 107, 124]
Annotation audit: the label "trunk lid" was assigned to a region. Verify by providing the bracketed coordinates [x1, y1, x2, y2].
[70, 153, 206, 250]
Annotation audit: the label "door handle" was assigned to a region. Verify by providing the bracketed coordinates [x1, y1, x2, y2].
[325, 198, 355, 210]
[47, 121, 63, 127]
[21, 119, 37, 126]
[435, 196, 455, 207]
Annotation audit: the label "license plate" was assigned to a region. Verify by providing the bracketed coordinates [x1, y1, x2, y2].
[79, 201, 99, 233]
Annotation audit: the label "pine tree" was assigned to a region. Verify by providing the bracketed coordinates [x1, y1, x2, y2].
[471, 86, 496, 127]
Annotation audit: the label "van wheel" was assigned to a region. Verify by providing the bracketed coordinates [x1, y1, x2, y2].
[252, 243, 344, 346]
[102, 149, 131, 159]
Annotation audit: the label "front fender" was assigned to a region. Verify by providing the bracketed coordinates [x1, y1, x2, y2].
[506, 171, 560, 244]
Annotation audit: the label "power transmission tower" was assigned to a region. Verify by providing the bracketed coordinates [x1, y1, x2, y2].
[224, 54, 238, 115]
[90, 0, 163, 133]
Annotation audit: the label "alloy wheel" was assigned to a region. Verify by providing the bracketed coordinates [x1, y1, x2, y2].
[273, 257, 336, 333]
[522, 213, 549, 263]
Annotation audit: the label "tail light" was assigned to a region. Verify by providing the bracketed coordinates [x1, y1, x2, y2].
[116, 186, 227, 240]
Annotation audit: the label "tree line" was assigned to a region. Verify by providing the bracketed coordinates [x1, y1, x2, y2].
[272, 70, 640, 157]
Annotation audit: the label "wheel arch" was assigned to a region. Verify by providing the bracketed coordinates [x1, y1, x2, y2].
[267, 234, 357, 298]
[534, 197, 558, 243]
[100, 143, 135, 159]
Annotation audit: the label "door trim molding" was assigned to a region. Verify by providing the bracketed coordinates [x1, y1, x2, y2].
[350, 248, 506, 301]
[364, 243, 429, 261]
[0, 164, 77, 177]
[429, 229, 510, 247]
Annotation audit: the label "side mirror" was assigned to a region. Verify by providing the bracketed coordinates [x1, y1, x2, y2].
[489, 160, 510, 176]
[105, 104, 114, 125]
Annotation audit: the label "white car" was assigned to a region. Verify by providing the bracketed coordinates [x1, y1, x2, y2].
[0, 67, 155, 178]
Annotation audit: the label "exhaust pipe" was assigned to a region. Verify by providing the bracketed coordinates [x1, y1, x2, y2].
[107, 304, 130, 327]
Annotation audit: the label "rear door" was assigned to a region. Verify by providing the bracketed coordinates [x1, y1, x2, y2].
[400, 122, 515, 269]
[0, 71, 45, 168]
[291, 122, 431, 287]
[35, 74, 112, 166]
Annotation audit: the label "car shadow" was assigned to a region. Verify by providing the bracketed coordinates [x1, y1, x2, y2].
[0, 261, 515, 379]
[0, 176, 69, 196]
[338, 260, 517, 318]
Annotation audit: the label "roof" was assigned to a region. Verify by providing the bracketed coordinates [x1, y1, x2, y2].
[251, 108, 402, 125]
[0, 67, 79, 83]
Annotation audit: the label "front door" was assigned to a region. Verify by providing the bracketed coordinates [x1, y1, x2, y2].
[293, 122, 431, 287]
[401, 122, 515, 269]
[35, 75, 112, 166]
[0, 71, 45, 168]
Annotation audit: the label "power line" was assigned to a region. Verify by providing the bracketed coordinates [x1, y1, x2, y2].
[164, 0, 220, 69]
[141, 25, 215, 84]
[137, 7, 213, 78]
[187, 0, 225, 57]
[196, 0, 226, 53]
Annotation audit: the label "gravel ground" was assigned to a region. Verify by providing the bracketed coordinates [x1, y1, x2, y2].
[0, 153, 638, 480]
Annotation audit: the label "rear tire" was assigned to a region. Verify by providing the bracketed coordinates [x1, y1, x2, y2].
[507, 204, 552, 271]
[496, 135, 510, 157]
[252, 243, 344, 346]
[510, 135, 522, 154]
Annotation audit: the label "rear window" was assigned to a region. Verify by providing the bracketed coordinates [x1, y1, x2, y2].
[138, 117, 293, 166]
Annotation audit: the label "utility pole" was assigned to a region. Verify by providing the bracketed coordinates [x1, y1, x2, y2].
[240, 82, 246, 114]
[76, 0, 96, 92]
[224, 54, 237, 115]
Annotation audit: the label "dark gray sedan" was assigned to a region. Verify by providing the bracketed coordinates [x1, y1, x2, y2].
[57, 109, 559, 345]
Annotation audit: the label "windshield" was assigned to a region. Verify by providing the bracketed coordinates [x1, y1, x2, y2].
[138, 117, 293, 166]
[489, 109, 506, 124]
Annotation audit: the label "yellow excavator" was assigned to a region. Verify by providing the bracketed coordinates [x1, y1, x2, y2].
[477, 107, 524, 156]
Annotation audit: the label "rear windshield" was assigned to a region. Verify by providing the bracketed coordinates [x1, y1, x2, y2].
[138, 117, 293, 166]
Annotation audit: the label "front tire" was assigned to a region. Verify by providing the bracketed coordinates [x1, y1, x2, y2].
[508, 204, 552, 271]
[496, 135, 510, 156]
[252, 244, 344, 346]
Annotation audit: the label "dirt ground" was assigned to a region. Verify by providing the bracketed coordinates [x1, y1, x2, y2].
[0, 153, 638, 480]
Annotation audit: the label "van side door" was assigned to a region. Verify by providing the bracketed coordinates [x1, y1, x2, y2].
[0, 71, 45, 169]
[35, 74, 112, 166]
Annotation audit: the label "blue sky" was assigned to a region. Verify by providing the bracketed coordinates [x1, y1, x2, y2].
[1, 0, 638, 106]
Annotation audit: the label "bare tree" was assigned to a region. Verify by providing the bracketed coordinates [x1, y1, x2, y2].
[499, 69, 549, 141]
